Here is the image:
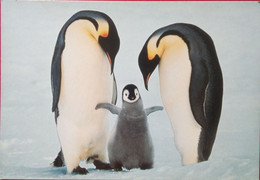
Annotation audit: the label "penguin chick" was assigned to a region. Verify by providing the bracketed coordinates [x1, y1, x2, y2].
[96, 84, 163, 171]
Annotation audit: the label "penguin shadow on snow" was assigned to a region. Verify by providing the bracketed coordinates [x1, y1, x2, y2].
[96, 84, 163, 171]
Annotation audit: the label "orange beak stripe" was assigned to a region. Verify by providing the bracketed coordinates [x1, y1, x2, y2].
[146, 72, 151, 86]
[106, 52, 112, 68]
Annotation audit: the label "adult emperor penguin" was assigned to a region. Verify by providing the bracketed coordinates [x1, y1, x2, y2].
[138, 23, 223, 165]
[51, 10, 120, 174]
[95, 84, 163, 170]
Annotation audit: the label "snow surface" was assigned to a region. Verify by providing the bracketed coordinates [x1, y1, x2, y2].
[1, 1, 259, 179]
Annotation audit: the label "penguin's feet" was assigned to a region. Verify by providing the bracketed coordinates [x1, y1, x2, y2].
[114, 167, 122, 171]
[72, 166, 88, 175]
[93, 160, 112, 170]
[86, 155, 99, 163]
[140, 163, 153, 170]
[52, 150, 65, 167]
[111, 162, 123, 171]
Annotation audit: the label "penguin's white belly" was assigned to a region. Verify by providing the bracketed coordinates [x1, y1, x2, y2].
[159, 36, 201, 165]
[56, 20, 113, 170]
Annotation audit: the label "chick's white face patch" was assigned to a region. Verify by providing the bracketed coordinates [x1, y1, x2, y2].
[134, 89, 140, 100]
[123, 88, 140, 103]
[123, 89, 130, 101]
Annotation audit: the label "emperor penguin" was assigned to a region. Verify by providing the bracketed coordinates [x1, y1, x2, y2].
[95, 84, 163, 170]
[138, 23, 223, 165]
[51, 11, 120, 174]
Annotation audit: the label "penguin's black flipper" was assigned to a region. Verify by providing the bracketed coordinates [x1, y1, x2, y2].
[145, 106, 164, 116]
[111, 74, 118, 105]
[189, 58, 209, 129]
[51, 29, 65, 113]
[95, 103, 121, 115]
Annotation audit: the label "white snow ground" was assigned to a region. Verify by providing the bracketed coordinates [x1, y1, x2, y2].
[1, 1, 259, 179]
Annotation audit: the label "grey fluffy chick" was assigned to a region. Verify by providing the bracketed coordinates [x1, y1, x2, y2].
[96, 84, 163, 171]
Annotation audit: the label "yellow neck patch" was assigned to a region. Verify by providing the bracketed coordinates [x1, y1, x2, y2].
[147, 34, 186, 61]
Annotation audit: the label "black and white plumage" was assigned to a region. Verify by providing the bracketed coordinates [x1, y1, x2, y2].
[51, 10, 120, 174]
[138, 23, 223, 165]
[96, 84, 163, 170]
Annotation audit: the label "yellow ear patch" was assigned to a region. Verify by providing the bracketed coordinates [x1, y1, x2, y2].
[147, 44, 158, 61]
[100, 31, 108, 38]
[97, 19, 109, 38]
[147, 35, 161, 61]
[148, 50, 155, 61]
